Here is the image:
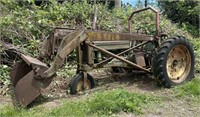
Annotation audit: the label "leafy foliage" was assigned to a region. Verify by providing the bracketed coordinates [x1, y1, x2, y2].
[0, 0, 197, 46]
[56, 64, 76, 78]
[158, 0, 199, 37]
[0, 0, 95, 56]
[0, 65, 10, 85]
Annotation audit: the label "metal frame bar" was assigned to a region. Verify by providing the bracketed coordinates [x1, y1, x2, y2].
[86, 42, 151, 73]
[86, 31, 154, 41]
[93, 41, 150, 68]
[128, 7, 159, 37]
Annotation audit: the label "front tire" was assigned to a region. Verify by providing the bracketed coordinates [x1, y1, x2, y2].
[153, 36, 195, 88]
[69, 72, 95, 94]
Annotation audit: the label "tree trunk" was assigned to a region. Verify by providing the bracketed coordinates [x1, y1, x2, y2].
[115, 0, 121, 7]
[145, 0, 148, 7]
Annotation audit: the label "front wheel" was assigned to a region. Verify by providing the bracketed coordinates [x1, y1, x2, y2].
[69, 72, 95, 94]
[153, 36, 195, 88]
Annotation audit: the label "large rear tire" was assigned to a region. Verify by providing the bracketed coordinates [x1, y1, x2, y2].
[153, 36, 195, 88]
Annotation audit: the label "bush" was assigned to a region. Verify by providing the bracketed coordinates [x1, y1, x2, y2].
[0, 65, 10, 85]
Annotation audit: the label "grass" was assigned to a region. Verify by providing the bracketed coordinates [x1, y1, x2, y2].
[172, 77, 200, 103]
[0, 106, 45, 117]
[1, 77, 199, 117]
[0, 89, 159, 117]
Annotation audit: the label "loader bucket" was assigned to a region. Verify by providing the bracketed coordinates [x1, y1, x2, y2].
[10, 54, 53, 107]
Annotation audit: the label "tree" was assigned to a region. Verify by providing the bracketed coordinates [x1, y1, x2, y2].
[158, 0, 199, 28]
[115, 0, 121, 7]
[135, 0, 143, 8]
[158, 0, 199, 37]
[144, 0, 148, 7]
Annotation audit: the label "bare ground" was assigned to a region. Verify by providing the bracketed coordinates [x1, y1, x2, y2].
[0, 70, 200, 117]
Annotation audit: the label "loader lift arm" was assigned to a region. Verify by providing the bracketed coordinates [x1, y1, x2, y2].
[40, 29, 88, 78]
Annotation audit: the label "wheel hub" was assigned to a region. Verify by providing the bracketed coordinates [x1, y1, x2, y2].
[172, 60, 178, 67]
[167, 45, 191, 83]
[76, 79, 91, 92]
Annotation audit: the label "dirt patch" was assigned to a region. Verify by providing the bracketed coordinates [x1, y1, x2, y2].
[39, 71, 200, 116]
[0, 70, 199, 116]
[40, 99, 62, 110]
[41, 70, 158, 100]
[0, 95, 12, 106]
[143, 98, 200, 117]
[41, 76, 70, 99]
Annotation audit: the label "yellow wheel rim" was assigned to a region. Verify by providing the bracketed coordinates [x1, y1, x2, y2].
[166, 45, 191, 83]
[76, 79, 91, 92]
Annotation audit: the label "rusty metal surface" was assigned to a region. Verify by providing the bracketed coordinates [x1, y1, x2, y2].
[87, 45, 94, 65]
[10, 61, 32, 87]
[92, 6, 98, 30]
[87, 42, 151, 73]
[76, 45, 83, 72]
[94, 41, 130, 45]
[11, 63, 52, 107]
[134, 52, 146, 67]
[93, 41, 130, 50]
[39, 27, 74, 60]
[10, 53, 53, 107]
[86, 31, 154, 41]
[14, 70, 41, 107]
[21, 54, 47, 68]
[128, 7, 159, 37]
[94, 41, 149, 67]
[105, 58, 129, 68]
[39, 29, 59, 60]
[44, 29, 88, 78]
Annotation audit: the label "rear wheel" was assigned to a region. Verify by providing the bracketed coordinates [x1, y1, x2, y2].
[69, 72, 95, 94]
[153, 36, 194, 88]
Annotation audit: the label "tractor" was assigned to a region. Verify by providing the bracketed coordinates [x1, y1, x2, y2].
[7, 7, 194, 107]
